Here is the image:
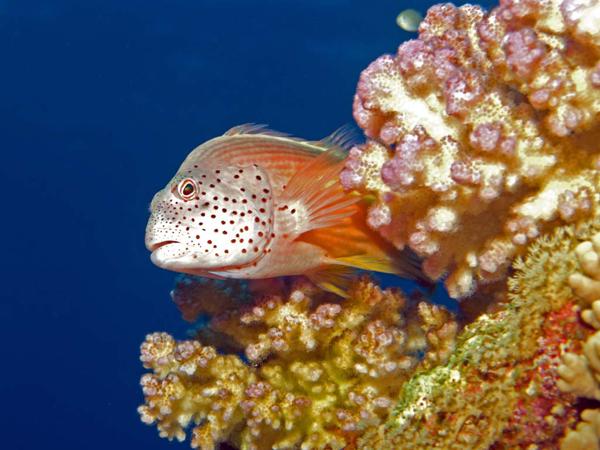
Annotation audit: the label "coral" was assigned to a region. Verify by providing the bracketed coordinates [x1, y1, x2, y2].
[561, 409, 600, 450]
[342, 0, 600, 298]
[359, 220, 600, 449]
[138, 278, 457, 449]
[557, 231, 600, 448]
[171, 275, 250, 323]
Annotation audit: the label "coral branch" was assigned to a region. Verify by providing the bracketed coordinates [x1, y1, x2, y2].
[139, 278, 457, 449]
[343, 0, 600, 298]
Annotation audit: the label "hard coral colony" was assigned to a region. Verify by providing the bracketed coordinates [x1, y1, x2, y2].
[139, 0, 600, 449]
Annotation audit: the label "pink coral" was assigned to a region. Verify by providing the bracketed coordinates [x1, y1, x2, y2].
[343, 0, 600, 297]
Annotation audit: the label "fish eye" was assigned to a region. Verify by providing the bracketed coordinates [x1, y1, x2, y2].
[177, 178, 197, 201]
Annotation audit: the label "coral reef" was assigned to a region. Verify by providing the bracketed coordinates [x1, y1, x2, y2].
[341, 0, 600, 298]
[358, 221, 599, 449]
[139, 278, 457, 449]
[140, 219, 600, 449]
[558, 233, 600, 448]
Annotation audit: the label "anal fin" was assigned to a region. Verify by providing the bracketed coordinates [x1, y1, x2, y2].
[305, 265, 354, 298]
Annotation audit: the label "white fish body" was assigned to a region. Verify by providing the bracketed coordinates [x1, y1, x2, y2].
[145, 125, 422, 295]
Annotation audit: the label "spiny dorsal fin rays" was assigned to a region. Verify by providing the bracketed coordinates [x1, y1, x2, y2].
[179, 127, 323, 179]
[318, 124, 362, 153]
[223, 123, 292, 138]
[224, 123, 361, 153]
[182, 124, 360, 173]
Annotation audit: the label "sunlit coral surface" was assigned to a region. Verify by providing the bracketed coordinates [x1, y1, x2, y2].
[343, 0, 600, 298]
[140, 0, 600, 448]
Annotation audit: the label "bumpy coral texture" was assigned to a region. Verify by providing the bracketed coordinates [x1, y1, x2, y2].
[558, 232, 600, 449]
[138, 278, 457, 449]
[342, 0, 600, 298]
[359, 220, 600, 449]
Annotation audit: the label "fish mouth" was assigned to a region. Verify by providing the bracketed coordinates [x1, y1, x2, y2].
[149, 240, 179, 252]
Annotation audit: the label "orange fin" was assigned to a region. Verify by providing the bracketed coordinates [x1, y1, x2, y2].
[282, 146, 360, 233]
[333, 254, 398, 274]
[333, 252, 430, 285]
[298, 209, 429, 284]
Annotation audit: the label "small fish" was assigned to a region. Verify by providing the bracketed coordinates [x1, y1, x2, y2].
[145, 125, 425, 296]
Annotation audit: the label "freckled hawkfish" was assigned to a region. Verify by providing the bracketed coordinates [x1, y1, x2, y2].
[145, 124, 424, 296]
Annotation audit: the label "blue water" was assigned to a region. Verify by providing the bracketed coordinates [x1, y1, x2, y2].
[2, 1, 494, 448]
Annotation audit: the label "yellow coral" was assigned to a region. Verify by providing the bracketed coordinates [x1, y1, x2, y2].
[569, 235, 600, 303]
[561, 409, 600, 450]
[558, 232, 600, 448]
[138, 278, 457, 449]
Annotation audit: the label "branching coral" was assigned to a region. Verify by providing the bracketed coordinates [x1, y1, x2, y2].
[138, 278, 457, 449]
[342, 0, 600, 298]
[359, 220, 600, 449]
[557, 232, 600, 448]
[561, 409, 600, 450]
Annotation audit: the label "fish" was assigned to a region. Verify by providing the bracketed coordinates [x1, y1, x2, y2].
[145, 124, 425, 296]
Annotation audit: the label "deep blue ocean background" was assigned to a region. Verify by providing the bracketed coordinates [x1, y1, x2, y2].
[2, 1, 495, 448]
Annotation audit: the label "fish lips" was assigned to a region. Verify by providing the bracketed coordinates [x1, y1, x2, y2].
[148, 241, 187, 268]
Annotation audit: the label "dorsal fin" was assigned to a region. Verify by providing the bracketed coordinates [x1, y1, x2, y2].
[223, 123, 291, 138]
[179, 127, 322, 182]
[178, 125, 356, 187]
[318, 124, 361, 152]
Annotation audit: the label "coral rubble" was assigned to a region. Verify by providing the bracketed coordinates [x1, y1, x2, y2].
[342, 0, 600, 298]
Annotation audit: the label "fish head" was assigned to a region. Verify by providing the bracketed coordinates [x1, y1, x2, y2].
[145, 164, 275, 274]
